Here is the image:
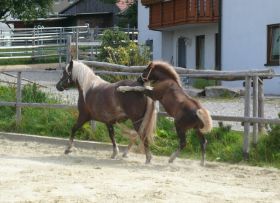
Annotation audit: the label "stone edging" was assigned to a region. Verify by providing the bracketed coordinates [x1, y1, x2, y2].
[0, 131, 126, 151]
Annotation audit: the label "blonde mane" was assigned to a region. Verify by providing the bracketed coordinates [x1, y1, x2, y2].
[151, 61, 182, 87]
[67, 60, 107, 99]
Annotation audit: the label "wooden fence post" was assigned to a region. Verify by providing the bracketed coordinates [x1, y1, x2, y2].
[243, 76, 251, 160]
[90, 120, 96, 132]
[16, 72, 22, 127]
[253, 76, 259, 145]
[258, 78, 265, 133]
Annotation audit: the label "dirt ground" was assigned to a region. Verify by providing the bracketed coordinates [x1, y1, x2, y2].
[0, 138, 279, 203]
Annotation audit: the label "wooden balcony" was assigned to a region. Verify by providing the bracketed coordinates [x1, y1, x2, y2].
[142, 0, 220, 30]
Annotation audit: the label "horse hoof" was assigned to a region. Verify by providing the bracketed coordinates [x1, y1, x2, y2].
[111, 152, 118, 159]
[64, 149, 72, 154]
[145, 159, 151, 164]
[122, 153, 128, 158]
[200, 161, 206, 167]
[168, 159, 174, 163]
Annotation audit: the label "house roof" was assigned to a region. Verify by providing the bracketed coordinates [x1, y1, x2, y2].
[59, 0, 81, 14]
[59, 0, 124, 15]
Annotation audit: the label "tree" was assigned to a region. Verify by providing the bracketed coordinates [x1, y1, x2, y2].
[0, 0, 53, 22]
[118, 2, 137, 28]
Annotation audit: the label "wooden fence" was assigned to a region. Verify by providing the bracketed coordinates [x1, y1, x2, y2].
[0, 60, 279, 159]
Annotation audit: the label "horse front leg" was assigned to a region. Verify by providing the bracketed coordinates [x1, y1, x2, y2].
[169, 124, 187, 163]
[65, 115, 88, 154]
[196, 130, 207, 166]
[107, 124, 119, 159]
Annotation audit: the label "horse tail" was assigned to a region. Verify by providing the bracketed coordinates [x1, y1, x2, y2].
[138, 98, 157, 143]
[196, 108, 213, 134]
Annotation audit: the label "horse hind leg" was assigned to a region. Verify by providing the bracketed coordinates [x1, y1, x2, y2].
[133, 121, 152, 164]
[169, 124, 187, 163]
[196, 129, 207, 166]
[143, 138, 152, 164]
[122, 129, 138, 158]
[107, 124, 119, 159]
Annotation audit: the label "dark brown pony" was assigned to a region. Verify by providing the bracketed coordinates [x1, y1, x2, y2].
[56, 60, 157, 163]
[137, 61, 212, 165]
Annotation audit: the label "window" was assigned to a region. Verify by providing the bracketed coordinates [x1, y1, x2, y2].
[178, 37, 186, 68]
[196, 35, 205, 69]
[215, 33, 221, 70]
[145, 40, 153, 60]
[267, 24, 280, 66]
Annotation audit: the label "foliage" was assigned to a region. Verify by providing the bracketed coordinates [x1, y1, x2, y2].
[118, 2, 137, 28]
[105, 42, 151, 66]
[0, 57, 62, 66]
[97, 29, 151, 82]
[22, 84, 47, 103]
[0, 0, 53, 22]
[192, 78, 217, 89]
[250, 114, 280, 168]
[98, 29, 129, 61]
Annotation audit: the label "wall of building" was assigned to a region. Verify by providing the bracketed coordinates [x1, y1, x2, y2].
[169, 24, 218, 69]
[222, 0, 280, 95]
[138, 2, 162, 60]
[138, 1, 218, 68]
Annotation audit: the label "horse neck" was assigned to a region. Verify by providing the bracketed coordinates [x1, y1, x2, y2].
[153, 69, 181, 87]
[72, 65, 107, 99]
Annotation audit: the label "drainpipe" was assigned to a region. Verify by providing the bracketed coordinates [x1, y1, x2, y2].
[218, 0, 223, 71]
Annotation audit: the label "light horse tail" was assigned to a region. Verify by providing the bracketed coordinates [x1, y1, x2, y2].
[196, 108, 213, 134]
[138, 98, 157, 143]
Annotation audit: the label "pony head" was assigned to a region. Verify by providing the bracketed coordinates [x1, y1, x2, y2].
[56, 60, 75, 91]
[138, 61, 181, 87]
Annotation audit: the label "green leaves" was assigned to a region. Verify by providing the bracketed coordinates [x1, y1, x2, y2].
[0, 0, 53, 22]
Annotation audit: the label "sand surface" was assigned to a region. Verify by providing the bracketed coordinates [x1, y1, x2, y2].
[0, 138, 280, 203]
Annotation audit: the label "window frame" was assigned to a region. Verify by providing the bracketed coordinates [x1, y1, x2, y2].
[267, 23, 280, 66]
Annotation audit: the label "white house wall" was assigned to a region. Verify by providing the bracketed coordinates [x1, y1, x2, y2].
[222, 0, 280, 95]
[138, 2, 162, 60]
[168, 24, 217, 69]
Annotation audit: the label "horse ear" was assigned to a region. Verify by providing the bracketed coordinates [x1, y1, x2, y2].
[68, 59, 73, 72]
[147, 61, 154, 69]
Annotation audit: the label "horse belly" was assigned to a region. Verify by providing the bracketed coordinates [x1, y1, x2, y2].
[90, 102, 127, 123]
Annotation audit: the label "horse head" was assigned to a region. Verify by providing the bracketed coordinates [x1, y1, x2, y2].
[56, 60, 75, 91]
[138, 61, 181, 86]
[137, 62, 155, 84]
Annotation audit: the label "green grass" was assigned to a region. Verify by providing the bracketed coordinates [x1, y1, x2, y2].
[0, 84, 279, 168]
[192, 78, 217, 89]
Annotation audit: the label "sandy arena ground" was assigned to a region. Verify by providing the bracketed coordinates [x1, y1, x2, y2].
[0, 137, 279, 203]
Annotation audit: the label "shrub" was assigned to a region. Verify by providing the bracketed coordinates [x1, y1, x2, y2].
[192, 78, 216, 89]
[96, 29, 151, 82]
[250, 114, 280, 168]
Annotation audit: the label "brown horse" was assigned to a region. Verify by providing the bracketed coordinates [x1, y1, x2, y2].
[56, 60, 157, 163]
[136, 61, 212, 165]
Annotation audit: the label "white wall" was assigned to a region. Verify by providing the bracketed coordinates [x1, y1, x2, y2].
[138, 2, 162, 60]
[137, 2, 218, 69]
[222, 0, 280, 95]
[168, 24, 218, 69]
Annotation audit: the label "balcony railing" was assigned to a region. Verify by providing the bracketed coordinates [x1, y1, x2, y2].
[142, 0, 220, 30]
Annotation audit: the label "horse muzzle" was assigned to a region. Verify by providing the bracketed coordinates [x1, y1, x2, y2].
[56, 83, 65, 91]
[137, 76, 145, 84]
